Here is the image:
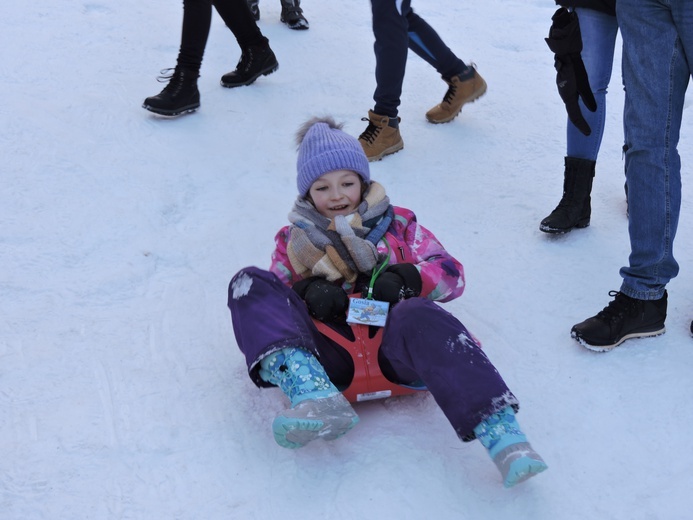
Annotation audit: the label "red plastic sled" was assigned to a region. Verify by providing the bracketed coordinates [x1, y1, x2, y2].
[312, 317, 423, 403]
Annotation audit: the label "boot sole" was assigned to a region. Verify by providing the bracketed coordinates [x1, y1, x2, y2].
[572, 326, 666, 352]
[365, 140, 404, 162]
[492, 442, 548, 488]
[539, 220, 590, 234]
[426, 80, 488, 124]
[281, 18, 309, 30]
[272, 394, 359, 449]
[142, 102, 200, 117]
[220, 62, 279, 88]
[503, 457, 548, 488]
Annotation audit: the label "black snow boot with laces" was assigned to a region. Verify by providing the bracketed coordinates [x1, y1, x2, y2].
[220, 41, 279, 88]
[142, 67, 200, 116]
[571, 291, 667, 351]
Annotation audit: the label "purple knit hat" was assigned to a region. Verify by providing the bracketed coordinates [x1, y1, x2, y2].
[295, 117, 370, 197]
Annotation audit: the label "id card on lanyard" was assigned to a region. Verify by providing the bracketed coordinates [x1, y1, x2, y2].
[347, 240, 391, 327]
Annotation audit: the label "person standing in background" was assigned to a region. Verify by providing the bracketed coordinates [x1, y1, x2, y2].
[571, 0, 693, 351]
[358, 0, 487, 162]
[540, 1, 618, 234]
[143, 0, 278, 117]
[246, 0, 309, 30]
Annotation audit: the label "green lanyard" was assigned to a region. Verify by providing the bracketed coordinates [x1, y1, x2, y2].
[365, 241, 391, 300]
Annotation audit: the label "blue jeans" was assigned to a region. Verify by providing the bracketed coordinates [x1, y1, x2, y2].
[617, 0, 693, 299]
[566, 8, 619, 160]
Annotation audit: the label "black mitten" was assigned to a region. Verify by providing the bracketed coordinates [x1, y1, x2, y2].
[292, 276, 321, 299]
[372, 263, 422, 304]
[294, 278, 349, 322]
[545, 7, 597, 136]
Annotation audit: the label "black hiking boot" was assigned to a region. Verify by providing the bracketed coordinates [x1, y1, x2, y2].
[143, 67, 200, 116]
[280, 0, 309, 30]
[571, 291, 667, 352]
[220, 43, 278, 88]
[540, 157, 596, 233]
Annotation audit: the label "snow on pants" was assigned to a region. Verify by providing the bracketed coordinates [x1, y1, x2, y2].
[228, 266, 519, 440]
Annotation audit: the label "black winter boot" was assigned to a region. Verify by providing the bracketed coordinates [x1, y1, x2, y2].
[246, 0, 260, 21]
[571, 291, 667, 351]
[220, 43, 279, 88]
[143, 67, 200, 116]
[280, 0, 309, 30]
[540, 157, 596, 234]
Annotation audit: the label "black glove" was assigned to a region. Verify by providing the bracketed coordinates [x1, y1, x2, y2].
[372, 264, 422, 304]
[293, 277, 349, 322]
[545, 7, 597, 136]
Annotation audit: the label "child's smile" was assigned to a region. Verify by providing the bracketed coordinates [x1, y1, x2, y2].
[308, 169, 363, 218]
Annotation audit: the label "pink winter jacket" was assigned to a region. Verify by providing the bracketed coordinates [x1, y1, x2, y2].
[269, 206, 465, 303]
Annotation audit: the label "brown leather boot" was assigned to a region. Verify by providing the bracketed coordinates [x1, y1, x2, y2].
[425, 68, 487, 124]
[358, 110, 404, 162]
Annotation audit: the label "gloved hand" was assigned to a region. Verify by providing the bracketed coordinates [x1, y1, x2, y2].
[545, 7, 597, 136]
[293, 277, 349, 322]
[372, 264, 422, 304]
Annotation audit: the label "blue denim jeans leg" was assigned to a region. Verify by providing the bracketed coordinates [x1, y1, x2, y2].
[617, 0, 693, 300]
[566, 8, 619, 160]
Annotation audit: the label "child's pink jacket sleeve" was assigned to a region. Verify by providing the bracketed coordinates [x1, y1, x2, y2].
[388, 207, 465, 303]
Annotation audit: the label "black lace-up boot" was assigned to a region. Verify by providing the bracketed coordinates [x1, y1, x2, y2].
[571, 291, 667, 351]
[142, 67, 200, 116]
[220, 43, 278, 88]
[280, 0, 309, 30]
[540, 157, 596, 233]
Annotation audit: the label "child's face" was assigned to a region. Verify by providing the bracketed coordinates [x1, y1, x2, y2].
[308, 170, 362, 218]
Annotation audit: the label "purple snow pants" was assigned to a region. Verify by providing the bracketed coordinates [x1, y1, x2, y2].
[228, 266, 518, 440]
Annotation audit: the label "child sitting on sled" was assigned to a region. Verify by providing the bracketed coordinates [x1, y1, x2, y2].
[227, 117, 547, 488]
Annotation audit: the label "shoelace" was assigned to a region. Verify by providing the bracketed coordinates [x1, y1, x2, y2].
[155, 68, 188, 96]
[442, 63, 479, 105]
[156, 68, 174, 83]
[236, 49, 253, 73]
[359, 118, 380, 144]
[442, 82, 459, 105]
[596, 291, 639, 321]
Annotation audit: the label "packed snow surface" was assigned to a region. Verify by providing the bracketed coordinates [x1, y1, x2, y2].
[2, 1, 693, 518]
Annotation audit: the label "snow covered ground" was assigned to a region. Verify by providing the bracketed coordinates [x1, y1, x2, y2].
[3, 0, 693, 518]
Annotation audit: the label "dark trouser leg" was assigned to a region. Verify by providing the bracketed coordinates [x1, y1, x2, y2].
[177, 0, 215, 73]
[370, 0, 410, 117]
[228, 267, 354, 389]
[213, 0, 267, 48]
[378, 298, 518, 440]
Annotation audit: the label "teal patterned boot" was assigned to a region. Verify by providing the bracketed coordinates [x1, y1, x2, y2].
[259, 347, 359, 449]
[473, 406, 548, 487]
